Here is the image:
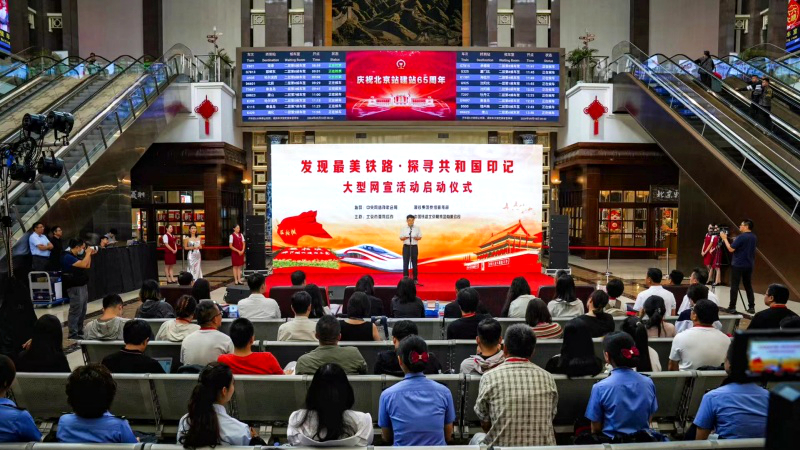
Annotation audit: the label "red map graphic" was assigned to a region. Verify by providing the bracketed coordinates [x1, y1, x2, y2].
[346, 51, 456, 121]
[277, 211, 332, 246]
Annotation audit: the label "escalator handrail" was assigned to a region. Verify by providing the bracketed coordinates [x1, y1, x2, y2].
[741, 55, 800, 83]
[664, 53, 800, 157]
[612, 53, 800, 208]
[0, 55, 62, 79]
[0, 56, 95, 108]
[714, 54, 800, 104]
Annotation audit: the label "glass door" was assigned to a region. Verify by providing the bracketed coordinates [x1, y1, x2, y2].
[654, 207, 679, 255]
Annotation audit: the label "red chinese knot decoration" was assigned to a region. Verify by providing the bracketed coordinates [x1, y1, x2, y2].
[194, 95, 218, 135]
[583, 96, 608, 135]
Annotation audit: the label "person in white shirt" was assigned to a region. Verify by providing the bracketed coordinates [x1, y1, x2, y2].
[237, 273, 281, 320]
[547, 274, 585, 318]
[177, 363, 262, 447]
[278, 291, 318, 342]
[399, 214, 422, 284]
[633, 268, 676, 315]
[677, 267, 718, 314]
[668, 299, 730, 371]
[156, 295, 201, 341]
[288, 362, 373, 447]
[180, 301, 234, 366]
[29, 222, 53, 271]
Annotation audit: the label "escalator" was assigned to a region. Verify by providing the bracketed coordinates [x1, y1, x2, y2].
[610, 42, 800, 296]
[0, 44, 196, 259]
[714, 55, 800, 120]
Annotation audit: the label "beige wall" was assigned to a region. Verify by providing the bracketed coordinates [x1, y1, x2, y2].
[162, 0, 242, 60]
[559, 0, 630, 60]
[649, 0, 720, 58]
[77, 0, 144, 58]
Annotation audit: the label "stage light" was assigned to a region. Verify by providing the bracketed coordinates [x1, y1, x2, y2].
[8, 163, 36, 183]
[37, 155, 64, 178]
[22, 114, 48, 136]
[47, 111, 74, 136]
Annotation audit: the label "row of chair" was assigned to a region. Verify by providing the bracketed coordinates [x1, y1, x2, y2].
[9, 370, 738, 440]
[143, 315, 742, 343]
[80, 337, 679, 374]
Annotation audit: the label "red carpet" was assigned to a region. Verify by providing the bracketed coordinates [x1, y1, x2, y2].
[266, 253, 554, 301]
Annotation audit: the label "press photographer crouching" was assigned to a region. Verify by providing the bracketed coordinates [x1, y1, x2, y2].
[720, 219, 757, 314]
[62, 239, 95, 340]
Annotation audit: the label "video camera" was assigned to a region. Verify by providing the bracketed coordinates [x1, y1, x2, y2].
[729, 329, 800, 383]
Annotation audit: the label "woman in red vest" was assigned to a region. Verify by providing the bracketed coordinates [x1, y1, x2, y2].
[229, 224, 245, 284]
[162, 225, 178, 283]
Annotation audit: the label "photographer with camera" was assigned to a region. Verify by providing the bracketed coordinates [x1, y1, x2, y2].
[720, 219, 757, 314]
[62, 239, 95, 340]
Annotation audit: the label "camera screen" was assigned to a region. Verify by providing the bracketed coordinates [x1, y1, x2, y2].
[747, 337, 800, 376]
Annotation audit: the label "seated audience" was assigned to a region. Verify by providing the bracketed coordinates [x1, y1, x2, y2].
[305, 284, 331, 318]
[525, 298, 563, 339]
[620, 317, 659, 372]
[574, 290, 615, 337]
[156, 295, 201, 341]
[181, 301, 234, 366]
[340, 292, 381, 341]
[586, 332, 658, 439]
[668, 270, 684, 286]
[57, 364, 137, 443]
[500, 276, 536, 318]
[15, 314, 70, 373]
[748, 283, 797, 330]
[604, 279, 628, 316]
[379, 335, 455, 446]
[296, 316, 367, 375]
[178, 271, 193, 286]
[238, 273, 280, 319]
[218, 318, 283, 375]
[136, 279, 176, 319]
[178, 363, 263, 447]
[676, 285, 722, 334]
[642, 296, 677, 338]
[83, 294, 126, 340]
[545, 319, 604, 377]
[0, 355, 42, 442]
[677, 268, 718, 314]
[781, 315, 800, 329]
[444, 278, 471, 318]
[191, 278, 211, 301]
[473, 324, 558, 446]
[460, 318, 504, 374]
[548, 274, 585, 318]
[288, 363, 373, 446]
[291, 270, 307, 287]
[633, 268, 676, 315]
[447, 288, 491, 340]
[693, 342, 769, 440]
[278, 291, 318, 342]
[669, 300, 730, 371]
[101, 320, 165, 374]
[374, 320, 442, 376]
[355, 274, 384, 316]
[391, 277, 425, 318]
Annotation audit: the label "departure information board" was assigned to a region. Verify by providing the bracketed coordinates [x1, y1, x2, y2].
[238, 48, 563, 125]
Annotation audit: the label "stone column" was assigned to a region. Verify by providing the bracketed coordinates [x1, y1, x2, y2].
[265, 0, 289, 46]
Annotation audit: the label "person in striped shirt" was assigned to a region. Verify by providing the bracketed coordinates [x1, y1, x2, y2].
[525, 298, 563, 339]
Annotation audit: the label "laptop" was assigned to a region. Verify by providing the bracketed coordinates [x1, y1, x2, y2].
[154, 357, 173, 374]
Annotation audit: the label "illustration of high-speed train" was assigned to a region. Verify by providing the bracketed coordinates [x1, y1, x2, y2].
[334, 244, 404, 272]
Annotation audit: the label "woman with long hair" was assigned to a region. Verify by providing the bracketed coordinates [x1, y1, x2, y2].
[548, 274, 585, 318]
[525, 298, 563, 339]
[184, 224, 203, 280]
[229, 224, 245, 285]
[574, 290, 615, 337]
[178, 363, 263, 447]
[391, 277, 425, 318]
[620, 317, 658, 372]
[288, 363, 373, 446]
[15, 315, 70, 372]
[191, 278, 211, 301]
[500, 276, 536, 318]
[545, 319, 604, 377]
[355, 274, 383, 316]
[304, 284, 330, 318]
[341, 292, 381, 341]
[155, 295, 201, 342]
[162, 224, 178, 283]
[641, 295, 676, 338]
[136, 279, 175, 319]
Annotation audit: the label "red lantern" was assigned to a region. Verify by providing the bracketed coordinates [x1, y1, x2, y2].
[583, 96, 608, 135]
[194, 95, 218, 135]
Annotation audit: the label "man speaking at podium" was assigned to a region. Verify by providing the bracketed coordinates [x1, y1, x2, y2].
[400, 215, 422, 284]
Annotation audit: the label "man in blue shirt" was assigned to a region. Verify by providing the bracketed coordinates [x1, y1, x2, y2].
[0, 355, 41, 443]
[28, 222, 52, 271]
[693, 342, 769, 440]
[721, 219, 757, 314]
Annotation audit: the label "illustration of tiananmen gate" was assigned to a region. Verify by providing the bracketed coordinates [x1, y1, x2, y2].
[475, 220, 542, 260]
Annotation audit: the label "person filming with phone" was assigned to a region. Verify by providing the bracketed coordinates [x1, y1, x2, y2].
[720, 219, 757, 314]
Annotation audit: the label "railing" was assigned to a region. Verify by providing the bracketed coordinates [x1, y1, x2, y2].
[193, 54, 235, 87]
[610, 41, 800, 220]
[566, 55, 609, 89]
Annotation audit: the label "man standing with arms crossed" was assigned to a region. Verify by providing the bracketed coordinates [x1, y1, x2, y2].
[400, 215, 422, 285]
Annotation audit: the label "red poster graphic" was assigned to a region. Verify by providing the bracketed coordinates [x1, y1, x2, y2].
[346, 51, 456, 121]
[790, 0, 800, 31]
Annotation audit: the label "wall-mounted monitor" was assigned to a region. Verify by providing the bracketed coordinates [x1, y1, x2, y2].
[237, 47, 564, 127]
[0, 1, 10, 55]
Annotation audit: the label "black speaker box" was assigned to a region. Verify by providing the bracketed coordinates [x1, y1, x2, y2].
[224, 285, 251, 304]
